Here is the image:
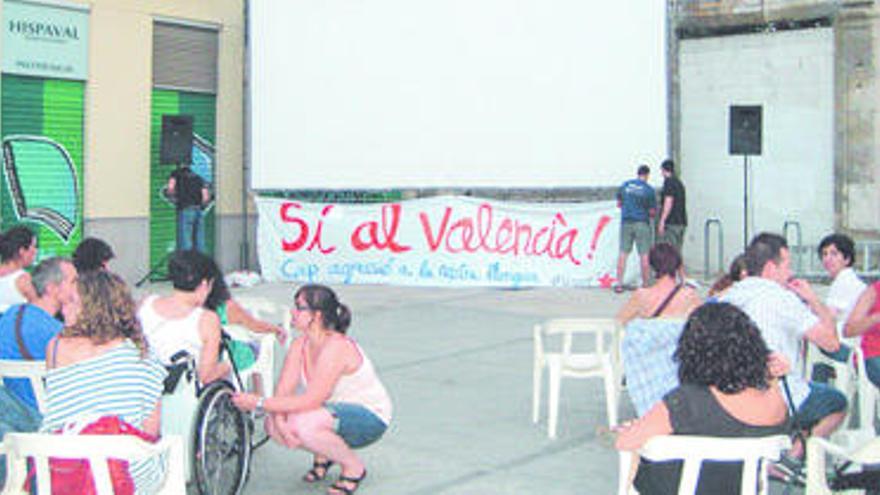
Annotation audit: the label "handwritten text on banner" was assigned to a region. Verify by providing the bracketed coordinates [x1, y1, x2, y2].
[256, 196, 632, 288]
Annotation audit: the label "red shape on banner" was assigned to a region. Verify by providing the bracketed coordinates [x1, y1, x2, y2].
[585, 214, 612, 260]
[598, 272, 616, 288]
[351, 204, 411, 253]
[279, 202, 336, 254]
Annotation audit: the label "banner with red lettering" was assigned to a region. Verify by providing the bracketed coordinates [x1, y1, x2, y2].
[255, 196, 639, 288]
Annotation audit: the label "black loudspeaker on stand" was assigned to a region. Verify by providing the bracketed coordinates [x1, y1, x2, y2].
[729, 105, 762, 250]
[136, 114, 195, 287]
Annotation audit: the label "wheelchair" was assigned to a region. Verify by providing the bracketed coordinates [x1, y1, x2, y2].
[161, 331, 271, 495]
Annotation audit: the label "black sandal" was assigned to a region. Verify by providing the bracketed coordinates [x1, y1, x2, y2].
[328, 469, 367, 495]
[303, 459, 334, 483]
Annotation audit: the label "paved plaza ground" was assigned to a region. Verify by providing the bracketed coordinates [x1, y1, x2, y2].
[141, 281, 811, 494]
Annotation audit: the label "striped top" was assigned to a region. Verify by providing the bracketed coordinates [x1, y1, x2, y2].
[42, 340, 167, 493]
[721, 277, 817, 407]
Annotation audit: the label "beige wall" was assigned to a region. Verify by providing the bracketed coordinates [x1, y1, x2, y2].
[76, 0, 243, 218]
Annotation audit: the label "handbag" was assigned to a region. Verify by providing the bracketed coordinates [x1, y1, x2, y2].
[25, 415, 158, 495]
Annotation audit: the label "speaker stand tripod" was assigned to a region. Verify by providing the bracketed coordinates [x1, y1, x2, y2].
[135, 161, 188, 287]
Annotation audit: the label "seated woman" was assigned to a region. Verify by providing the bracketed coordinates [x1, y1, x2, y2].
[138, 250, 230, 384]
[707, 254, 747, 299]
[203, 255, 285, 342]
[844, 281, 880, 387]
[42, 271, 167, 492]
[0, 225, 38, 313]
[617, 243, 702, 326]
[72, 237, 115, 274]
[615, 303, 789, 494]
[233, 284, 392, 495]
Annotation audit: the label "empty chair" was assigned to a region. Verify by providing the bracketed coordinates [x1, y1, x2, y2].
[1, 432, 186, 494]
[532, 318, 620, 438]
[0, 359, 47, 415]
[226, 297, 282, 395]
[619, 434, 791, 495]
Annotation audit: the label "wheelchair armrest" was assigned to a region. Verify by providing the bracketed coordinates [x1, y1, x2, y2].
[169, 350, 191, 365]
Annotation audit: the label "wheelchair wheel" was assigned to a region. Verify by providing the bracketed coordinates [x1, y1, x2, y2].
[192, 381, 252, 495]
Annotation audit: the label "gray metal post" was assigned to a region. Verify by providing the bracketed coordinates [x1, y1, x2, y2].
[704, 218, 724, 280]
[782, 220, 803, 276]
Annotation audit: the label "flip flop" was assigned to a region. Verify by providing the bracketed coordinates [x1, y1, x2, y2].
[328, 469, 367, 495]
[303, 459, 334, 483]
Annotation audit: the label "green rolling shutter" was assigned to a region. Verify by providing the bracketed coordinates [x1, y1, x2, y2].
[1, 74, 84, 259]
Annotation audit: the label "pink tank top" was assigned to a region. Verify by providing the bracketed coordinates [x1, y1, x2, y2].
[300, 337, 392, 425]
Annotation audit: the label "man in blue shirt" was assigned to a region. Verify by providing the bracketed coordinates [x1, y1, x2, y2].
[615, 165, 656, 292]
[0, 257, 78, 412]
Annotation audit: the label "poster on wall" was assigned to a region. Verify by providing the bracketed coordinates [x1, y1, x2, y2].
[256, 196, 638, 288]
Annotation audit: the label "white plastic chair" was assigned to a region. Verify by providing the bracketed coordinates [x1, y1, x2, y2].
[618, 434, 791, 495]
[851, 346, 879, 431]
[532, 318, 620, 438]
[0, 360, 47, 415]
[804, 340, 859, 425]
[806, 435, 880, 495]
[226, 296, 282, 396]
[1, 432, 186, 494]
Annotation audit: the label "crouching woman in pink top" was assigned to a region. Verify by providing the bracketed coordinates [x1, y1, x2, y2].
[233, 284, 391, 495]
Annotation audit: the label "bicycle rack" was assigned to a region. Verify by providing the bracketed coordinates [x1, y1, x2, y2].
[782, 220, 804, 276]
[703, 218, 724, 280]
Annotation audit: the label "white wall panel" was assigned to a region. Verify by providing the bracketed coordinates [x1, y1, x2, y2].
[680, 28, 833, 272]
[250, 0, 667, 190]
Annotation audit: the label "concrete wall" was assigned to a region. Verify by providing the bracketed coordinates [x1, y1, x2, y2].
[673, 0, 880, 277]
[836, 7, 880, 237]
[678, 28, 835, 272]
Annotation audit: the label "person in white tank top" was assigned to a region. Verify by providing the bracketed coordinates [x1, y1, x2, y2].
[233, 284, 391, 495]
[138, 250, 229, 385]
[0, 226, 38, 314]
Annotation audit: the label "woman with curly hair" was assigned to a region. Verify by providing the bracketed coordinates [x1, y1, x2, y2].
[616, 302, 789, 494]
[43, 271, 167, 492]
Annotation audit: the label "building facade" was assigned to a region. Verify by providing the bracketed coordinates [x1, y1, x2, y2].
[0, 0, 246, 282]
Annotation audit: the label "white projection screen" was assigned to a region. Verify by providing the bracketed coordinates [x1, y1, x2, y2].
[249, 1, 667, 190]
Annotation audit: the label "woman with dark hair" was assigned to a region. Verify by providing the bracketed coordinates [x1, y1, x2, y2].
[617, 242, 702, 325]
[615, 303, 789, 494]
[203, 256, 285, 342]
[708, 254, 748, 299]
[138, 250, 229, 384]
[72, 237, 115, 274]
[43, 271, 167, 492]
[233, 284, 392, 495]
[0, 225, 37, 312]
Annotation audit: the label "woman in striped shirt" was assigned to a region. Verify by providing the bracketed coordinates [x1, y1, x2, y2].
[43, 270, 167, 493]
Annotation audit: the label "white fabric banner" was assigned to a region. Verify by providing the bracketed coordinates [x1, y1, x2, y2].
[256, 196, 637, 288]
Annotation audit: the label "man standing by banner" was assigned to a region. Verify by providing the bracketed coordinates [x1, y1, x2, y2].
[615, 165, 656, 293]
[657, 159, 688, 278]
[167, 164, 209, 252]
